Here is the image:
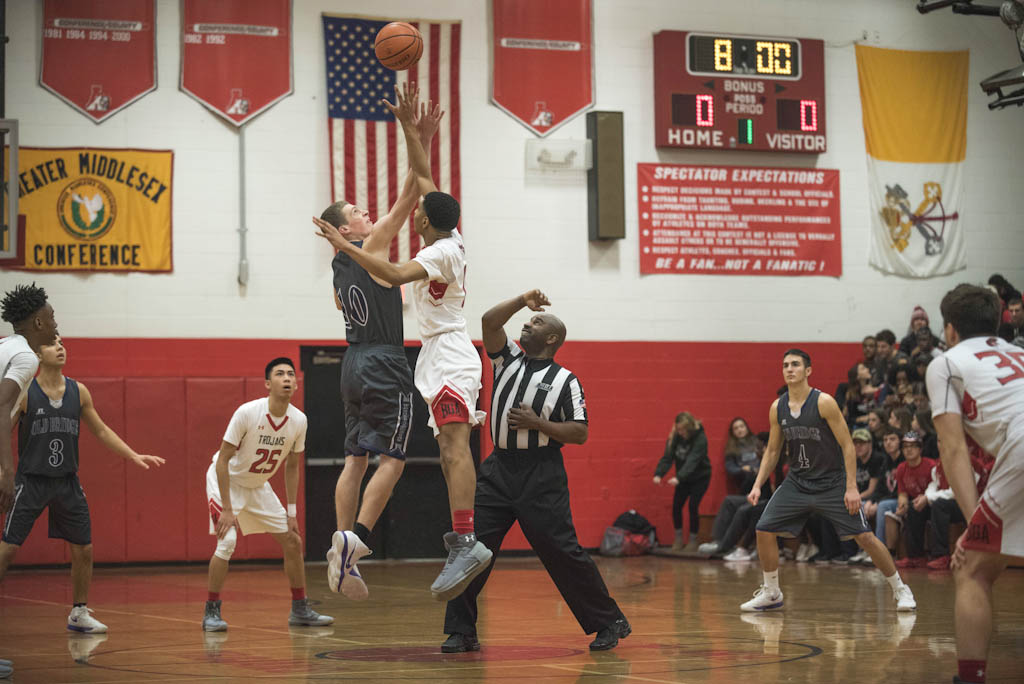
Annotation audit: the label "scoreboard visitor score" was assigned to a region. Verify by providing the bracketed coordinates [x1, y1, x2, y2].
[654, 31, 826, 153]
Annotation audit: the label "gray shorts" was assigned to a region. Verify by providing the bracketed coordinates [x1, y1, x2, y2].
[341, 345, 414, 459]
[756, 476, 871, 540]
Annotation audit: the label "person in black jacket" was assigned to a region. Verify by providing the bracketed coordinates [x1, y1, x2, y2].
[653, 412, 711, 551]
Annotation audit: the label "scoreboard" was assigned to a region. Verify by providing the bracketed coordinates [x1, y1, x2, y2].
[654, 31, 826, 153]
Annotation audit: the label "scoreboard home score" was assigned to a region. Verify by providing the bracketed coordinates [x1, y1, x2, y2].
[654, 31, 826, 153]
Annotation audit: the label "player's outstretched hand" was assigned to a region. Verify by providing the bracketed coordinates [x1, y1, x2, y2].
[131, 454, 166, 470]
[215, 510, 236, 540]
[844, 487, 862, 515]
[313, 216, 352, 252]
[415, 100, 444, 143]
[381, 81, 419, 124]
[747, 486, 761, 507]
[522, 289, 550, 311]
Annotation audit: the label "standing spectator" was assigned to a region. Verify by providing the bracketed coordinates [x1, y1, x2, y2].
[892, 432, 937, 568]
[997, 290, 1023, 344]
[653, 412, 711, 552]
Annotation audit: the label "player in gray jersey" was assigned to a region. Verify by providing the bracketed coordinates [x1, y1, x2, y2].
[0, 335, 164, 635]
[316, 84, 444, 600]
[741, 348, 916, 613]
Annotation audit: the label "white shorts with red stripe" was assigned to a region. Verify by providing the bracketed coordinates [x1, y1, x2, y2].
[964, 420, 1024, 558]
[415, 329, 485, 436]
[206, 462, 288, 536]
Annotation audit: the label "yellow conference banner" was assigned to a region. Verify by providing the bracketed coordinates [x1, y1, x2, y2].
[4, 147, 172, 272]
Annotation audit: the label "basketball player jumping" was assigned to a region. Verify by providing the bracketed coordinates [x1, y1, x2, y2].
[315, 84, 443, 600]
[925, 284, 1024, 684]
[314, 83, 491, 602]
[742, 348, 916, 613]
[0, 335, 164, 635]
[202, 357, 332, 631]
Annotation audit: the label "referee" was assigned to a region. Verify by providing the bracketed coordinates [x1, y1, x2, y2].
[441, 289, 630, 652]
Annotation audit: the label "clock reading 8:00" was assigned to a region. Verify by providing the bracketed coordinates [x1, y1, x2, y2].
[687, 35, 801, 80]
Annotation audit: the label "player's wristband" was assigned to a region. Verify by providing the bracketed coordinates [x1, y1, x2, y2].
[287, 504, 297, 518]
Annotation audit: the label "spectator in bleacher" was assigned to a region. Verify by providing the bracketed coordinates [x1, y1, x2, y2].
[911, 408, 939, 462]
[862, 335, 877, 367]
[911, 381, 930, 413]
[910, 351, 932, 382]
[889, 364, 915, 407]
[892, 431, 937, 568]
[988, 273, 1017, 323]
[873, 329, 907, 387]
[848, 428, 885, 564]
[997, 290, 1023, 344]
[866, 408, 889, 451]
[841, 362, 878, 427]
[653, 412, 711, 552]
[888, 406, 913, 435]
[926, 444, 996, 570]
[697, 421, 769, 559]
[861, 426, 903, 562]
[898, 306, 934, 355]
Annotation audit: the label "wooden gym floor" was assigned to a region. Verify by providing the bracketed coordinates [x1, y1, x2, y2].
[2, 555, 1023, 683]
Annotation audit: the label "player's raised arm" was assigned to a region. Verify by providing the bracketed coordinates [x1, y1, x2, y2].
[313, 216, 429, 285]
[481, 289, 550, 355]
[383, 83, 438, 196]
[79, 382, 165, 470]
[749, 399, 783, 505]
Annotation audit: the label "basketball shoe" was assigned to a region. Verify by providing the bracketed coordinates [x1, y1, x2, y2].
[202, 600, 228, 632]
[430, 532, 493, 602]
[326, 530, 371, 599]
[288, 598, 334, 626]
[740, 585, 784, 611]
[893, 583, 917, 611]
[67, 606, 107, 633]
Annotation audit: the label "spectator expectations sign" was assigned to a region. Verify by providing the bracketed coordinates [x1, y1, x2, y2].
[638, 163, 841, 277]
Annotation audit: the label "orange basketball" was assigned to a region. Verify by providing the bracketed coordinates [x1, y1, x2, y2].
[374, 22, 423, 71]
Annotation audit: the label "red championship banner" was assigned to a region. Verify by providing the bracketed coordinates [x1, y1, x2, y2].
[492, 0, 593, 136]
[180, 0, 292, 126]
[40, 0, 156, 123]
[638, 163, 841, 276]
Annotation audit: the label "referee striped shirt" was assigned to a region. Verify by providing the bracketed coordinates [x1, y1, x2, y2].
[489, 335, 588, 451]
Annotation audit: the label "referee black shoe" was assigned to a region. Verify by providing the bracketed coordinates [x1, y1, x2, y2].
[589, 618, 631, 651]
[441, 633, 480, 653]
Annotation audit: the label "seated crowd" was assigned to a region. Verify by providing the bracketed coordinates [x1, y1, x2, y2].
[659, 276, 1021, 568]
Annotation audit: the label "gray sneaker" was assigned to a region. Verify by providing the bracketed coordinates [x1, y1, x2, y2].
[430, 532, 493, 602]
[202, 600, 228, 632]
[288, 598, 334, 626]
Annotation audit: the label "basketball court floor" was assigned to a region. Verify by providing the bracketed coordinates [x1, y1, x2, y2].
[2, 555, 1023, 682]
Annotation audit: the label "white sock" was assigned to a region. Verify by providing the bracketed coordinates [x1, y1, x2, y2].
[763, 570, 780, 592]
[885, 572, 903, 591]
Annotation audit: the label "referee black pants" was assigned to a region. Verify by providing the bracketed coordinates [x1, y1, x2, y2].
[444, 448, 624, 637]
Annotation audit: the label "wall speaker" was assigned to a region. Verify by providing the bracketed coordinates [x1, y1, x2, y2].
[586, 111, 625, 240]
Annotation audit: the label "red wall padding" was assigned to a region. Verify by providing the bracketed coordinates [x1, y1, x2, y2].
[9, 337, 860, 563]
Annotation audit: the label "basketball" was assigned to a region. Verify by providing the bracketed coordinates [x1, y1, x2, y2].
[374, 22, 423, 71]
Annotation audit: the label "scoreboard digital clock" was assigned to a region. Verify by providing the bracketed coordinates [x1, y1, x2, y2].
[654, 31, 826, 153]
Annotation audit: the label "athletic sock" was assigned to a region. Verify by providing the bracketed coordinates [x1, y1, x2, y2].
[207, 592, 220, 602]
[353, 522, 371, 544]
[884, 572, 903, 592]
[73, 602, 86, 609]
[291, 587, 306, 601]
[452, 509, 474, 535]
[763, 570, 780, 592]
[958, 659, 986, 683]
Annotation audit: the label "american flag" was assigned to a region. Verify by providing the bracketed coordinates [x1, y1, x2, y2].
[322, 14, 461, 262]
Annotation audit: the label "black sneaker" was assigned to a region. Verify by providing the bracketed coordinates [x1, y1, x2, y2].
[589, 618, 631, 651]
[441, 633, 480, 653]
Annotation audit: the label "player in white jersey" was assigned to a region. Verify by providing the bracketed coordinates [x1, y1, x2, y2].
[925, 284, 1024, 684]
[314, 84, 491, 602]
[0, 283, 58, 680]
[202, 357, 333, 632]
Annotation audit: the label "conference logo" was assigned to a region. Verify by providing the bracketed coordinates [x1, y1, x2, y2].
[57, 178, 117, 241]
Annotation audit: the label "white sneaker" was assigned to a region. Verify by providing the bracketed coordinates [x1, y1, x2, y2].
[850, 550, 870, 565]
[67, 606, 107, 634]
[740, 585, 784, 612]
[796, 543, 819, 562]
[698, 541, 720, 555]
[67, 633, 108, 663]
[894, 583, 916, 611]
[724, 547, 752, 561]
[326, 530, 371, 599]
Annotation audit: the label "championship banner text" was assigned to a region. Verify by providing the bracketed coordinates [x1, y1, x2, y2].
[638, 163, 841, 276]
[5, 147, 173, 272]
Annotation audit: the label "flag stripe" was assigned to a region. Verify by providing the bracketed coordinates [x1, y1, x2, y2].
[324, 15, 459, 261]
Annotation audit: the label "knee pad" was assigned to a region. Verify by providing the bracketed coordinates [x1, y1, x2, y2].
[214, 527, 237, 561]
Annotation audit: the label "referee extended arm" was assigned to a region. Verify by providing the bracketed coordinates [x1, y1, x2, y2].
[481, 289, 551, 355]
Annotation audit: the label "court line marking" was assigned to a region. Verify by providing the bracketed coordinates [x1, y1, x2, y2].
[1, 593, 370, 645]
[542, 663, 690, 683]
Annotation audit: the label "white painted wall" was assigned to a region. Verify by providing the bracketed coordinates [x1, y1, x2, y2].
[5, 0, 1023, 342]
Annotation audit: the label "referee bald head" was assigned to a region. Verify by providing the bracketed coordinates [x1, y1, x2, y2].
[520, 312, 566, 359]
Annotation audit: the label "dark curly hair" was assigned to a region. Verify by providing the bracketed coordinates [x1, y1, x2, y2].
[422, 192, 460, 231]
[1, 283, 48, 325]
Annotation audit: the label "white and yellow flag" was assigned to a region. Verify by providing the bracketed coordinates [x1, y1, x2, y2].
[856, 45, 968, 278]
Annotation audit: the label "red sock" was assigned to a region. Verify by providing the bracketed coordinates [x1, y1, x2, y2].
[208, 592, 220, 602]
[958, 659, 987, 683]
[452, 509, 474, 535]
[291, 587, 306, 601]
